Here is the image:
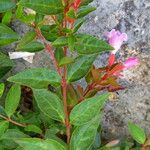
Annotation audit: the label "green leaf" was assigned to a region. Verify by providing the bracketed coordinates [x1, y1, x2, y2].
[70, 93, 109, 126]
[0, 52, 14, 79]
[67, 54, 96, 82]
[81, 0, 94, 6]
[0, 83, 5, 98]
[74, 34, 113, 54]
[0, 23, 19, 46]
[17, 41, 44, 52]
[8, 68, 61, 89]
[52, 37, 68, 47]
[2, 11, 12, 25]
[70, 115, 100, 150]
[77, 6, 96, 18]
[73, 19, 84, 33]
[24, 125, 42, 134]
[5, 84, 21, 117]
[0, 0, 16, 13]
[0, 121, 9, 137]
[68, 35, 76, 51]
[33, 89, 65, 122]
[66, 8, 76, 19]
[19, 0, 64, 15]
[128, 122, 146, 144]
[59, 57, 74, 66]
[1, 129, 29, 140]
[17, 31, 36, 48]
[15, 138, 66, 150]
[54, 48, 64, 62]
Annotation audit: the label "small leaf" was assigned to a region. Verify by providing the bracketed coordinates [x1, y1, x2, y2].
[0, 52, 14, 79]
[0, 23, 19, 46]
[70, 93, 109, 126]
[67, 54, 97, 82]
[54, 48, 64, 62]
[74, 34, 113, 54]
[128, 122, 146, 144]
[15, 138, 66, 150]
[81, 0, 94, 6]
[0, 121, 9, 137]
[0, 0, 16, 13]
[70, 115, 100, 150]
[0, 83, 5, 98]
[8, 68, 61, 88]
[33, 89, 65, 122]
[19, 0, 64, 15]
[59, 57, 74, 66]
[2, 11, 12, 25]
[66, 8, 76, 19]
[52, 37, 68, 47]
[24, 125, 42, 134]
[68, 35, 76, 51]
[77, 6, 96, 18]
[73, 19, 84, 33]
[5, 84, 21, 117]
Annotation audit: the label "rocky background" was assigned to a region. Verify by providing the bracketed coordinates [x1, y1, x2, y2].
[2, 0, 150, 140]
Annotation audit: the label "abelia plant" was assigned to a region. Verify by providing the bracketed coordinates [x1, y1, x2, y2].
[0, 0, 149, 150]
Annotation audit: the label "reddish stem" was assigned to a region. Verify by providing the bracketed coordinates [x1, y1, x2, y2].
[35, 28, 61, 76]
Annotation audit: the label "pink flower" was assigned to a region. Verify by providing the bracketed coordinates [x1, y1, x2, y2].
[124, 57, 139, 69]
[106, 29, 128, 54]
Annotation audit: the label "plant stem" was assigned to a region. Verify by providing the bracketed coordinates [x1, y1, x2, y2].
[35, 28, 61, 76]
[0, 114, 26, 127]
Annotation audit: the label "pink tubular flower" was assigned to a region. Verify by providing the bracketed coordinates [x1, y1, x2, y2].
[124, 57, 139, 69]
[106, 29, 128, 54]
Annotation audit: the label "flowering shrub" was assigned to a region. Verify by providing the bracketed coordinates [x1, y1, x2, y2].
[0, 0, 149, 149]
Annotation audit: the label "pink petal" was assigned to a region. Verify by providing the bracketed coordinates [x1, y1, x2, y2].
[124, 57, 139, 69]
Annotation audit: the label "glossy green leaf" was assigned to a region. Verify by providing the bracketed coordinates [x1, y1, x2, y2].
[0, 83, 5, 98]
[0, 52, 14, 79]
[17, 41, 44, 52]
[0, 121, 9, 137]
[59, 57, 74, 66]
[0, 0, 16, 13]
[2, 11, 12, 25]
[0, 23, 19, 46]
[128, 122, 146, 144]
[68, 35, 76, 51]
[52, 37, 68, 47]
[67, 54, 96, 82]
[8, 68, 61, 88]
[70, 115, 100, 150]
[54, 48, 64, 62]
[81, 0, 94, 6]
[33, 89, 65, 122]
[5, 84, 21, 117]
[66, 8, 76, 19]
[15, 138, 66, 150]
[19, 0, 63, 15]
[24, 125, 42, 134]
[70, 93, 109, 126]
[73, 19, 84, 33]
[74, 34, 113, 54]
[77, 6, 96, 18]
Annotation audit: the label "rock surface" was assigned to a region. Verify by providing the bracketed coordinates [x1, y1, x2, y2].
[2, 0, 150, 139]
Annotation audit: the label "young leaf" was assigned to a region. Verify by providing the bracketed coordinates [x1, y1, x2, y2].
[66, 8, 76, 19]
[0, 23, 19, 46]
[0, 0, 16, 13]
[73, 18, 84, 33]
[74, 34, 113, 54]
[67, 54, 97, 82]
[52, 37, 68, 47]
[19, 0, 64, 15]
[15, 138, 66, 150]
[77, 6, 96, 18]
[70, 115, 100, 150]
[54, 48, 64, 62]
[33, 89, 65, 122]
[0, 83, 5, 98]
[59, 57, 74, 67]
[2, 11, 12, 25]
[70, 93, 109, 126]
[0, 52, 14, 79]
[0, 121, 9, 137]
[128, 122, 146, 144]
[24, 125, 42, 134]
[8, 68, 61, 88]
[5, 84, 21, 118]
